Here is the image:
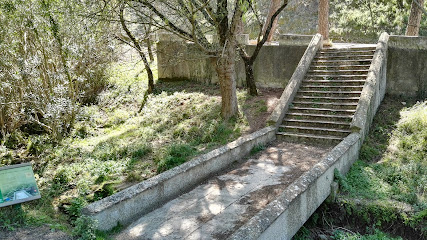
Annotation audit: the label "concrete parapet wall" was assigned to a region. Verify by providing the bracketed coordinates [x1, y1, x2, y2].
[387, 35, 427, 99]
[82, 126, 276, 231]
[157, 34, 427, 99]
[277, 34, 315, 46]
[351, 32, 389, 141]
[157, 34, 310, 88]
[230, 133, 362, 240]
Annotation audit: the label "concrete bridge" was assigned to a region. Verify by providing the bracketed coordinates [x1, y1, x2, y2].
[82, 34, 427, 239]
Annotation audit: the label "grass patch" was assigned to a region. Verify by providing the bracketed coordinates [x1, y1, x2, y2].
[342, 100, 427, 211]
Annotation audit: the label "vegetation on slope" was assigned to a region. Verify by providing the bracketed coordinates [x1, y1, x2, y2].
[330, 0, 427, 41]
[0, 59, 275, 235]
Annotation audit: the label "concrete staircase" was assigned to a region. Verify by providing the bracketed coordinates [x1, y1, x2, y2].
[278, 45, 376, 143]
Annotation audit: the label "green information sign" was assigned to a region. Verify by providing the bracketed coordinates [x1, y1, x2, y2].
[0, 163, 41, 208]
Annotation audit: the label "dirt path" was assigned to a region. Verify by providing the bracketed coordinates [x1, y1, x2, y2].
[0, 226, 72, 240]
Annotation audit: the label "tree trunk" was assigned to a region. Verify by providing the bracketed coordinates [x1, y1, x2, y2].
[146, 37, 154, 63]
[239, 48, 257, 96]
[244, 59, 258, 96]
[318, 0, 329, 43]
[406, 0, 425, 36]
[262, 0, 282, 42]
[141, 52, 154, 93]
[216, 44, 239, 119]
[120, 2, 154, 93]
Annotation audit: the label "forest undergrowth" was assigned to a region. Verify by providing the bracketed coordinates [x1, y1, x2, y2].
[0, 59, 275, 237]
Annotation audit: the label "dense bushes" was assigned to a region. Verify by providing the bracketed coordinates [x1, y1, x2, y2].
[330, 0, 427, 42]
[0, 0, 112, 142]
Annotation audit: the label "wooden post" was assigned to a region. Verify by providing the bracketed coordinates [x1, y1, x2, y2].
[318, 0, 330, 46]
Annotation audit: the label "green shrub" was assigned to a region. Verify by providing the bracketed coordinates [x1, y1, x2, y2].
[332, 228, 402, 240]
[93, 184, 115, 201]
[72, 216, 98, 240]
[250, 144, 266, 155]
[0, 206, 26, 231]
[157, 144, 196, 173]
[334, 169, 352, 193]
[65, 197, 87, 221]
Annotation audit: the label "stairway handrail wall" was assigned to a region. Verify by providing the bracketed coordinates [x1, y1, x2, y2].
[350, 32, 390, 141]
[267, 33, 323, 128]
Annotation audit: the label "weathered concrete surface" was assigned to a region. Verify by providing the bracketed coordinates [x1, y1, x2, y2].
[82, 127, 276, 231]
[351, 33, 389, 140]
[267, 34, 322, 127]
[277, 34, 314, 46]
[276, 0, 319, 35]
[157, 34, 309, 88]
[114, 142, 330, 240]
[230, 133, 361, 240]
[387, 35, 427, 99]
[158, 34, 427, 99]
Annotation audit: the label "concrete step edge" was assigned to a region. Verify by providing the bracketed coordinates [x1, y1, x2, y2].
[287, 112, 354, 119]
[314, 55, 374, 59]
[310, 64, 371, 67]
[312, 59, 373, 63]
[300, 85, 364, 88]
[276, 132, 343, 141]
[306, 75, 368, 78]
[290, 107, 356, 113]
[303, 80, 366, 83]
[298, 90, 363, 94]
[308, 70, 369, 73]
[318, 50, 376, 54]
[279, 125, 352, 133]
[283, 118, 351, 126]
[292, 101, 358, 106]
[294, 96, 360, 100]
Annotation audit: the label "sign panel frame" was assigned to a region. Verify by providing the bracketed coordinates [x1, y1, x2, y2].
[0, 163, 41, 208]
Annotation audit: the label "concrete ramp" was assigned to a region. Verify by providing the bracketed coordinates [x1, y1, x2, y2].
[115, 142, 330, 239]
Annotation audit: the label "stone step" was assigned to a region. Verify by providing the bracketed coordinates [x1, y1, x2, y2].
[307, 70, 369, 75]
[282, 118, 351, 129]
[300, 85, 364, 91]
[289, 107, 356, 115]
[297, 90, 363, 97]
[303, 79, 366, 84]
[314, 55, 374, 60]
[318, 50, 375, 55]
[293, 101, 358, 106]
[294, 96, 360, 103]
[279, 125, 352, 137]
[310, 65, 371, 70]
[276, 132, 343, 143]
[321, 47, 376, 52]
[292, 101, 358, 110]
[286, 112, 353, 122]
[306, 75, 368, 80]
[312, 59, 373, 65]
